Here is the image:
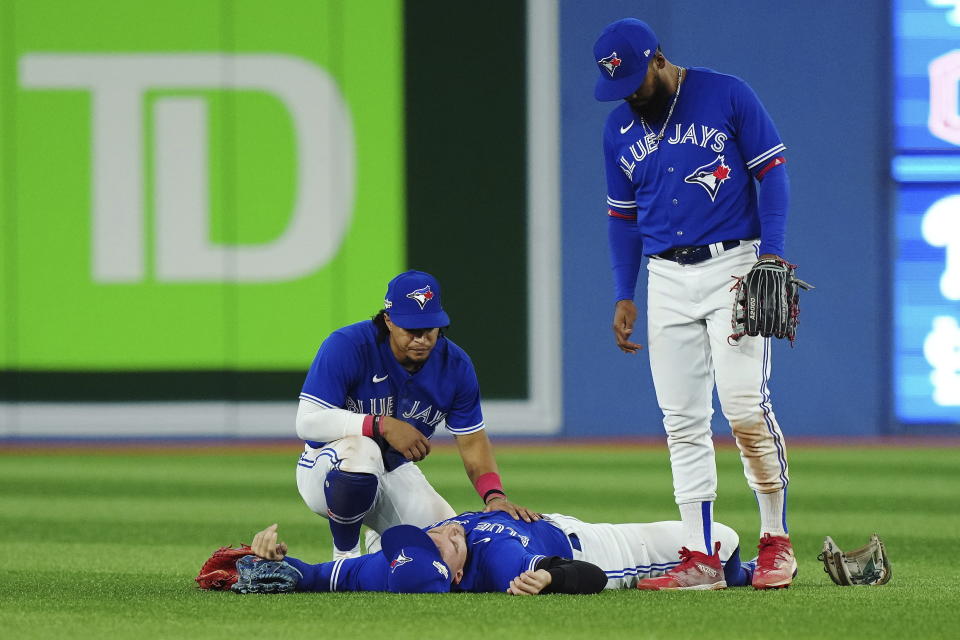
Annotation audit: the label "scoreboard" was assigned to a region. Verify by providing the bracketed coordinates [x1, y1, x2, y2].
[893, 0, 960, 423]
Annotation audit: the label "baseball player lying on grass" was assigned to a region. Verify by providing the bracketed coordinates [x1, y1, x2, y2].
[198, 510, 761, 595]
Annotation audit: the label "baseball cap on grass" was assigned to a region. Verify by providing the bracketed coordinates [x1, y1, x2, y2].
[381, 525, 452, 593]
[593, 18, 659, 101]
[383, 270, 450, 329]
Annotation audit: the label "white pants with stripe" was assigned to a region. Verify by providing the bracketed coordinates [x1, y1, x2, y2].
[545, 514, 739, 589]
[295, 436, 456, 544]
[646, 240, 789, 504]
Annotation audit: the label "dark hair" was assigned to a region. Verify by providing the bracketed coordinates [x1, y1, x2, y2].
[372, 310, 390, 342]
[371, 310, 448, 342]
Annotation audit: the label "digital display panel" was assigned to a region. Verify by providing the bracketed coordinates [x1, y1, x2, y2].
[893, 0, 960, 423]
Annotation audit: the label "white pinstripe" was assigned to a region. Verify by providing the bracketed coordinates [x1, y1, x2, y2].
[745, 143, 786, 170]
[330, 558, 345, 591]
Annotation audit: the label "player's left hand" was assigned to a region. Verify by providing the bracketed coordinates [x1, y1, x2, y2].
[507, 569, 552, 595]
[251, 523, 288, 561]
[483, 496, 542, 522]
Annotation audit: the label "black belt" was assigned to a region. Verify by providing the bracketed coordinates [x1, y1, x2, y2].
[656, 240, 741, 265]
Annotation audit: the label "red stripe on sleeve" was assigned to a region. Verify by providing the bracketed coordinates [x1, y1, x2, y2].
[755, 156, 786, 181]
[607, 208, 637, 220]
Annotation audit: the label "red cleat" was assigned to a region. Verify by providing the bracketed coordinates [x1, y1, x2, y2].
[752, 533, 797, 589]
[637, 541, 727, 591]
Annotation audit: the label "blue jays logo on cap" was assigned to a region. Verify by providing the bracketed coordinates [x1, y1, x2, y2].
[390, 551, 412, 571]
[598, 51, 622, 77]
[406, 285, 435, 310]
[684, 155, 733, 202]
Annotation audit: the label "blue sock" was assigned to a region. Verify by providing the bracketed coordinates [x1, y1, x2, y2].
[723, 546, 753, 587]
[324, 469, 378, 552]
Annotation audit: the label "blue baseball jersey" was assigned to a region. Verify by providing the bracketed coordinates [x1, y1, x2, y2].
[433, 511, 574, 593]
[299, 320, 485, 471]
[604, 67, 785, 256]
[287, 511, 573, 593]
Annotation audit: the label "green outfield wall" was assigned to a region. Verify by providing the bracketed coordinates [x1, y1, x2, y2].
[0, 0, 535, 415]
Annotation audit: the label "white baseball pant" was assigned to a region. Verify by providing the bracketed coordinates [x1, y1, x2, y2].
[646, 239, 789, 504]
[545, 513, 740, 589]
[296, 436, 456, 542]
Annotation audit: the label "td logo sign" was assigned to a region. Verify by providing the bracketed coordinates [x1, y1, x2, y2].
[21, 53, 355, 283]
[3, 1, 404, 371]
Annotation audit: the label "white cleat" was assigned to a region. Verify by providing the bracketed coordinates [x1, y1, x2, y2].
[364, 528, 382, 554]
[332, 543, 361, 561]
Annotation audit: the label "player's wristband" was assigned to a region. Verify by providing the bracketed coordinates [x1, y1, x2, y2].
[483, 489, 507, 504]
[362, 415, 382, 439]
[474, 472, 505, 503]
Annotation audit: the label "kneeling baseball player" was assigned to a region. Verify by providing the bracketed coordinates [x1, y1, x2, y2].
[295, 270, 539, 562]
[198, 510, 758, 595]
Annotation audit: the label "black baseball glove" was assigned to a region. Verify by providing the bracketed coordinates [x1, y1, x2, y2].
[729, 258, 814, 345]
[231, 555, 302, 594]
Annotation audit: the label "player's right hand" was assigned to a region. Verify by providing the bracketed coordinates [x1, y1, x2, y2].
[507, 569, 552, 595]
[251, 523, 288, 561]
[380, 416, 431, 462]
[613, 299, 643, 354]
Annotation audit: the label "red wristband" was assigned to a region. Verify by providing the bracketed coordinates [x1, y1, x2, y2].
[474, 472, 505, 502]
[362, 415, 375, 438]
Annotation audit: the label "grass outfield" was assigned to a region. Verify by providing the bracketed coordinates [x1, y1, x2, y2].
[1, 443, 958, 639]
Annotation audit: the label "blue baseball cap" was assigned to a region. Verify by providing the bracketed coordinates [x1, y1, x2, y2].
[383, 270, 451, 329]
[381, 525, 452, 593]
[593, 18, 659, 101]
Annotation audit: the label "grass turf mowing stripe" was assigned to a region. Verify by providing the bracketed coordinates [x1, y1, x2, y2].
[0, 445, 958, 639]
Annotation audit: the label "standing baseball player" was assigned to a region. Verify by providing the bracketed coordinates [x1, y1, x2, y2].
[296, 270, 538, 561]
[592, 19, 796, 589]
[230, 510, 755, 594]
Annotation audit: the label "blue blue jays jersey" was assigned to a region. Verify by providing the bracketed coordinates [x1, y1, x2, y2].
[287, 511, 573, 593]
[604, 68, 785, 255]
[299, 320, 485, 471]
[434, 511, 574, 593]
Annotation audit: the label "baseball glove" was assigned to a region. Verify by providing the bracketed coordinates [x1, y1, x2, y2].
[818, 534, 892, 586]
[729, 258, 814, 345]
[195, 544, 254, 590]
[231, 555, 302, 594]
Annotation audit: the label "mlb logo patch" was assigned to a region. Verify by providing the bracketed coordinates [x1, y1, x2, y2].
[598, 51, 622, 77]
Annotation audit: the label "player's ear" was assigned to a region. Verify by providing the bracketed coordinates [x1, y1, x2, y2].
[453, 568, 463, 585]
